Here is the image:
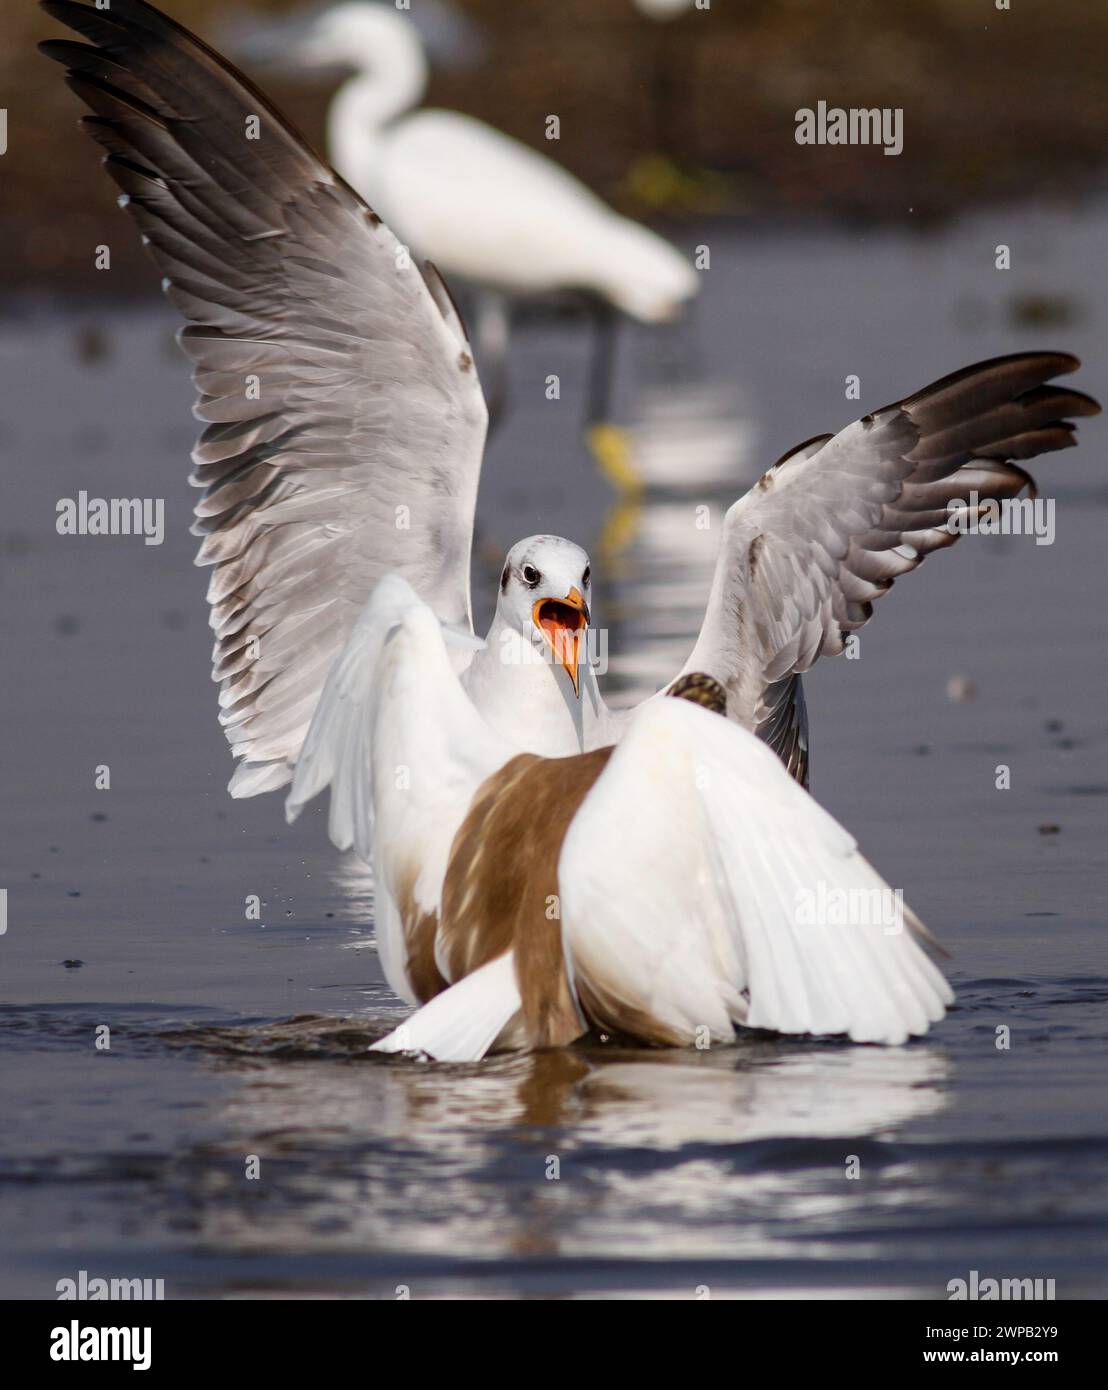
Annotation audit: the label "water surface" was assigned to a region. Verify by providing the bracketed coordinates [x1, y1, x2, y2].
[2, 205, 1106, 1298]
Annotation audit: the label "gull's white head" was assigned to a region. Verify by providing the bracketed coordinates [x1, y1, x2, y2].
[498, 536, 592, 697]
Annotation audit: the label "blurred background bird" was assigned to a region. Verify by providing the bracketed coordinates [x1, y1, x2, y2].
[229, 1, 700, 495]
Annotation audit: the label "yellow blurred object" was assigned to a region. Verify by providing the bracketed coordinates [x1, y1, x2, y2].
[587, 422, 643, 497]
[620, 154, 732, 216]
[596, 494, 645, 572]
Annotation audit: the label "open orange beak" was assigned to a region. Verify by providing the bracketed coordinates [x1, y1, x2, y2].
[532, 586, 590, 696]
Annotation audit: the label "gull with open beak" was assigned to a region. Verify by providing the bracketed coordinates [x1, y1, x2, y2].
[456, 537, 611, 757]
[40, 0, 1100, 1058]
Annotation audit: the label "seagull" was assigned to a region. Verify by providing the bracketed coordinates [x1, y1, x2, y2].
[285, 581, 955, 1058]
[42, 0, 1099, 1055]
[274, 1, 700, 485]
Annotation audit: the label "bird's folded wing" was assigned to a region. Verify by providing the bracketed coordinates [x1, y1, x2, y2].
[286, 574, 496, 859]
[559, 699, 953, 1046]
[676, 353, 1099, 785]
[40, 0, 488, 798]
[285, 574, 510, 1002]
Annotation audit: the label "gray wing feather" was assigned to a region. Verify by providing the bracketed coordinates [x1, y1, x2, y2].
[681, 353, 1100, 785]
[40, 0, 488, 797]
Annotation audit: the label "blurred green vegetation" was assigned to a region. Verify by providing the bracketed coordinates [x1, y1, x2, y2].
[4, 0, 1107, 290]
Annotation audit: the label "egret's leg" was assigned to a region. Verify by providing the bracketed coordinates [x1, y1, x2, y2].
[583, 299, 641, 496]
[471, 289, 512, 436]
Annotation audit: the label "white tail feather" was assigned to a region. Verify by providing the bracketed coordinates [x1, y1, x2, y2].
[370, 952, 522, 1062]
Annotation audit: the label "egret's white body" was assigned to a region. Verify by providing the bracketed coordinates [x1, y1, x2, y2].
[316, 4, 698, 320]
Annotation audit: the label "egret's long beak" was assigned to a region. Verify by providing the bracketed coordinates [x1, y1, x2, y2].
[533, 587, 590, 697]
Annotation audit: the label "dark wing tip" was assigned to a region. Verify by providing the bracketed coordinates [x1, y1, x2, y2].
[951, 348, 1080, 377]
[899, 350, 1083, 413]
[40, 0, 85, 20]
[1066, 387, 1102, 417]
[38, 36, 82, 63]
[39, 0, 330, 173]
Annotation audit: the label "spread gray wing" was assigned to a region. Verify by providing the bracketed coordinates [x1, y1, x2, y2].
[678, 353, 1099, 785]
[41, 0, 488, 796]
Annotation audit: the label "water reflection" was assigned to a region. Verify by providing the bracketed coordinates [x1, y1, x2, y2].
[161, 1017, 950, 1284]
[201, 1022, 948, 1149]
[627, 378, 760, 494]
[598, 376, 758, 699]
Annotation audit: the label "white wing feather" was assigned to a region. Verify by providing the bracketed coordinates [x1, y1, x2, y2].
[560, 699, 952, 1046]
[677, 353, 1097, 780]
[370, 952, 522, 1062]
[40, 1, 489, 801]
[286, 574, 514, 1003]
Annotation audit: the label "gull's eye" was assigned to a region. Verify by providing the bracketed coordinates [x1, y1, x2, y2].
[582, 565, 591, 587]
[520, 563, 541, 587]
